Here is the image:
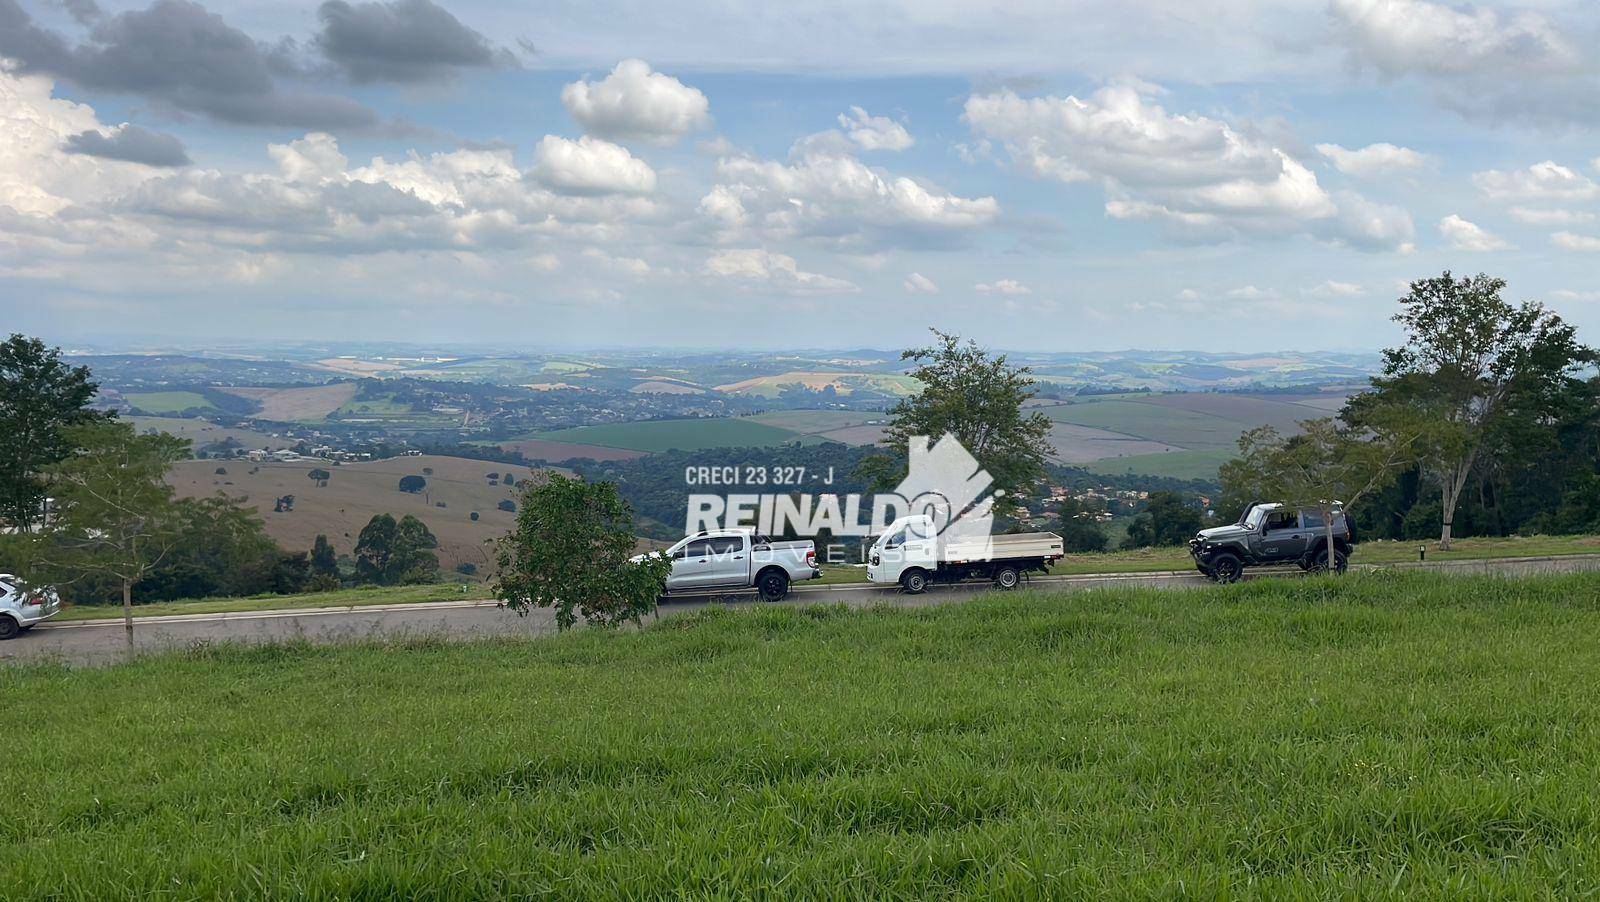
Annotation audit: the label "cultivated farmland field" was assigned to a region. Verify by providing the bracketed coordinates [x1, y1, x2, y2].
[536, 418, 819, 452]
[715, 371, 920, 397]
[1084, 447, 1239, 480]
[122, 391, 215, 414]
[1032, 390, 1356, 476]
[7, 572, 1600, 896]
[217, 383, 358, 422]
[500, 438, 650, 464]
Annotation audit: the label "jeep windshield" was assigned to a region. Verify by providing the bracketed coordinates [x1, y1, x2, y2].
[1244, 507, 1268, 530]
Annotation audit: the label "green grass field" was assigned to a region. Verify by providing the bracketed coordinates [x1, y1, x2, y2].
[538, 418, 818, 452]
[122, 391, 215, 414]
[8, 571, 1600, 895]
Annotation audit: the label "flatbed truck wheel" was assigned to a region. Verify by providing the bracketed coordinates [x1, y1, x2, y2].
[900, 568, 928, 594]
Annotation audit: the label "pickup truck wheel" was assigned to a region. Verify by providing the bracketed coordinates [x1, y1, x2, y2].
[1209, 554, 1243, 584]
[0, 616, 18, 641]
[900, 569, 929, 595]
[757, 570, 790, 603]
[993, 566, 1021, 590]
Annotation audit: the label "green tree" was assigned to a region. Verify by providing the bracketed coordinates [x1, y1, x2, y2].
[1223, 419, 1416, 572]
[398, 474, 427, 494]
[861, 329, 1053, 500]
[36, 422, 190, 652]
[1056, 496, 1109, 553]
[310, 534, 339, 578]
[1348, 273, 1594, 549]
[0, 334, 113, 530]
[159, 495, 279, 597]
[307, 468, 331, 487]
[353, 513, 439, 585]
[1124, 491, 1203, 548]
[495, 473, 670, 631]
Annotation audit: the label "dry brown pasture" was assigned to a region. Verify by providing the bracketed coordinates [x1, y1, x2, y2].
[216, 383, 358, 422]
[168, 454, 557, 572]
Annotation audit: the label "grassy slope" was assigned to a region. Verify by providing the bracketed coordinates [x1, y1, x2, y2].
[7, 572, 1600, 895]
[51, 583, 491, 621]
[166, 454, 535, 574]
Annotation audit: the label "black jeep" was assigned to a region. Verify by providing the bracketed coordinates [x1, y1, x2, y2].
[1188, 502, 1354, 583]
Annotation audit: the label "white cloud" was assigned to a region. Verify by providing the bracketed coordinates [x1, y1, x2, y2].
[1226, 285, 1266, 299]
[581, 247, 651, 277]
[1316, 142, 1428, 177]
[1329, 0, 1580, 78]
[1474, 162, 1600, 204]
[1326, 191, 1417, 252]
[1307, 280, 1364, 297]
[269, 133, 349, 184]
[529, 135, 657, 195]
[837, 106, 913, 152]
[1327, 0, 1600, 127]
[903, 272, 938, 293]
[1553, 232, 1600, 253]
[963, 81, 1412, 251]
[704, 248, 857, 293]
[703, 149, 998, 247]
[0, 69, 162, 216]
[1508, 207, 1596, 227]
[561, 59, 711, 144]
[1439, 214, 1512, 252]
[976, 278, 1030, 295]
[1552, 289, 1600, 303]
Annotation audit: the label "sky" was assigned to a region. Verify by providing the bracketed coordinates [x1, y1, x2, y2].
[2, 0, 1599, 352]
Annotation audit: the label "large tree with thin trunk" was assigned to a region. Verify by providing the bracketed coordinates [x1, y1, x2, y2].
[1347, 273, 1593, 550]
[860, 328, 1054, 502]
[38, 422, 190, 654]
[0, 334, 113, 531]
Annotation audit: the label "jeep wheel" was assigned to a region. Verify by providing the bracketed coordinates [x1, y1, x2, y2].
[993, 566, 1021, 590]
[1310, 549, 1348, 575]
[1209, 554, 1243, 584]
[900, 568, 929, 595]
[0, 616, 18, 641]
[757, 570, 791, 603]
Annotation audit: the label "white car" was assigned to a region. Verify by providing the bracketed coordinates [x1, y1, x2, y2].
[0, 573, 61, 639]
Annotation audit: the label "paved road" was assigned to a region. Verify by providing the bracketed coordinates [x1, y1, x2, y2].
[6, 554, 1599, 667]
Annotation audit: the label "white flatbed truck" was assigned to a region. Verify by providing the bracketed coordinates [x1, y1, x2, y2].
[865, 515, 1064, 593]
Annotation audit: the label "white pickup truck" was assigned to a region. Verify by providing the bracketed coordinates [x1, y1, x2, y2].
[653, 529, 821, 602]
[865, 515, 1064, 593]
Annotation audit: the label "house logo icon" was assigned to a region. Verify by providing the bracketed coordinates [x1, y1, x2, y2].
[886, 434, 997, 546]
